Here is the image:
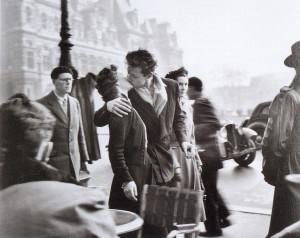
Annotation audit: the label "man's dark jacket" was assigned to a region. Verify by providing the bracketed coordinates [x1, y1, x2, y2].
[94, 77, 187, 183]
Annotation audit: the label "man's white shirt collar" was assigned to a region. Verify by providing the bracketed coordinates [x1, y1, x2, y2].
[53, 90, 68, 104]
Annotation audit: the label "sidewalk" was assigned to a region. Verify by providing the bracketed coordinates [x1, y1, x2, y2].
[210, 211, 270, 238]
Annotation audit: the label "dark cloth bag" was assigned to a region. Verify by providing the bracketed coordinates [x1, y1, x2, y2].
[261, 150, 281, 186]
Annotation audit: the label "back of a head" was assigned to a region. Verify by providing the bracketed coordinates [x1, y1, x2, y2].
[0, 94, 55, 153]
[96, 65, 119, 102]
[189, 76, 203, 92]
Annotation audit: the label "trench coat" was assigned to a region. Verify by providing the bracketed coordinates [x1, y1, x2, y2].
[267, 87, 300, 237]
[71, 73, 101, 161]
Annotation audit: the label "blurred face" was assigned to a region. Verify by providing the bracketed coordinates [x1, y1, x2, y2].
[23, 124, 53, 158]
[25, 125, 53, 144]
[53, 72, 73, 96]
[177, 76, 188, 97]
[127, 66, 149, 88]
[187, 86, 198, 100]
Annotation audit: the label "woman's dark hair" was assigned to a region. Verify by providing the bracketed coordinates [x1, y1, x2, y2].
[8, 93, 29, 101]
[0, 94, 55, 153]
[96, 65, 119, 102]
[165, 67, 188, 81]
[188, 76, 203, 92]
[126, 49, 157, 76]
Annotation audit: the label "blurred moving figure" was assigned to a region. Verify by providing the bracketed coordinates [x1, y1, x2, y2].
[264, 41, 300, 238]
[94, 66, 147, 214]
[38, 66, 90, 182]
[0, 181, 116, 238]
[165, 67, 203, 191]
[0, 94, 78, 189]
[188, 76, 230, 237]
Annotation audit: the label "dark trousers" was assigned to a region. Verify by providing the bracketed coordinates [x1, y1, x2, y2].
[202, 169, 230, 233]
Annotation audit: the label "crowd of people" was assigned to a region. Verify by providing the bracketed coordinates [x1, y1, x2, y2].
[1, 43, 300, 237]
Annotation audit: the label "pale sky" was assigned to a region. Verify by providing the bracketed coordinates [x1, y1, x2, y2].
[131, 0, 300, 88]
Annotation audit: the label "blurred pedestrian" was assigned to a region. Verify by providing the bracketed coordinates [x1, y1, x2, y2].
[264, 41, 300, 238]
[94, 65, 147, 214]
[165, 67, 203, 191]
[0, 94, 78, 189]
[38, 66, 90, 182]
[188, 76, 230, 237]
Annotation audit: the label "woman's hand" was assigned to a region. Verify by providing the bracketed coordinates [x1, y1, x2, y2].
[122, 181, 138, 202]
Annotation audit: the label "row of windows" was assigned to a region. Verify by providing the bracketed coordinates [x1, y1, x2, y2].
[25, 6, 59, 32]
[23, 50, 106, 75]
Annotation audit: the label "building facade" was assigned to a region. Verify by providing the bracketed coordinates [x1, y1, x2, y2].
[1, 0, 183, 100]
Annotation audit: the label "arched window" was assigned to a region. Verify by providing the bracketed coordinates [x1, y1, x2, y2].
[80, 54, 87, 73]
[41, 13, 47, 29]
[89, 55, 96, 73]
[26, 51, 35, 69]
[54, 16, 59, 32]
[42, 48, 52, 71]
[25, 6, 32, 24]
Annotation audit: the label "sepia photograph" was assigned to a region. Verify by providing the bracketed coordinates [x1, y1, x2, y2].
[1, 0, 300, 237]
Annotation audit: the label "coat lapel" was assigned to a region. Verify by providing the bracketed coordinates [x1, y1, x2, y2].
[130, 89, 160, 124]
[46, 92, 68, 125]
[68, 96, 76, 130]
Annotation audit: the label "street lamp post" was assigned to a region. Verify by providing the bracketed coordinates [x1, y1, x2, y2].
[59, 0, 77, 77]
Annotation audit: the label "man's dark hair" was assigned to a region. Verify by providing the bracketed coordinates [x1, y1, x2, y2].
[126, 49, 157, 76]
[50, 66, 73, 81]
[188, 76, 203, 92]
[165, 67, 188, 81]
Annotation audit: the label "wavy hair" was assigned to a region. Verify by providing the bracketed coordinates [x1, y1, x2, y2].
[165, 67, 188, 81]
[0, 94, 55, 155]
[126, 49, 157, 76]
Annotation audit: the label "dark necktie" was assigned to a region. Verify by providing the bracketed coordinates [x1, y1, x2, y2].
[62, 98, 68, 116]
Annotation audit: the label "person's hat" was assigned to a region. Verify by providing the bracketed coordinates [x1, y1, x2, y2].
[284, 41, 300, 68]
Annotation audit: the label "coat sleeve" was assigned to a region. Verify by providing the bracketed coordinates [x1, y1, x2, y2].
[193, 99, 220, 143]
[108, 114, 134, 183]
[173, 84, 188, 143]
[77, 100, 90, 166]
[94, 104, 110, 127]
[278, 93, 297, 154]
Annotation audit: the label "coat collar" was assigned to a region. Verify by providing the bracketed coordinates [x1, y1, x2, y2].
[45, 91, 69, 124]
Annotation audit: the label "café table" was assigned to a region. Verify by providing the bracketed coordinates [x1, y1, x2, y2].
[108, 209, 144, 236]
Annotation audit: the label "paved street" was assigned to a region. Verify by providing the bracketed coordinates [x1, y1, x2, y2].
[87, 141, 272, 237]
[219, 151, 274, 214]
